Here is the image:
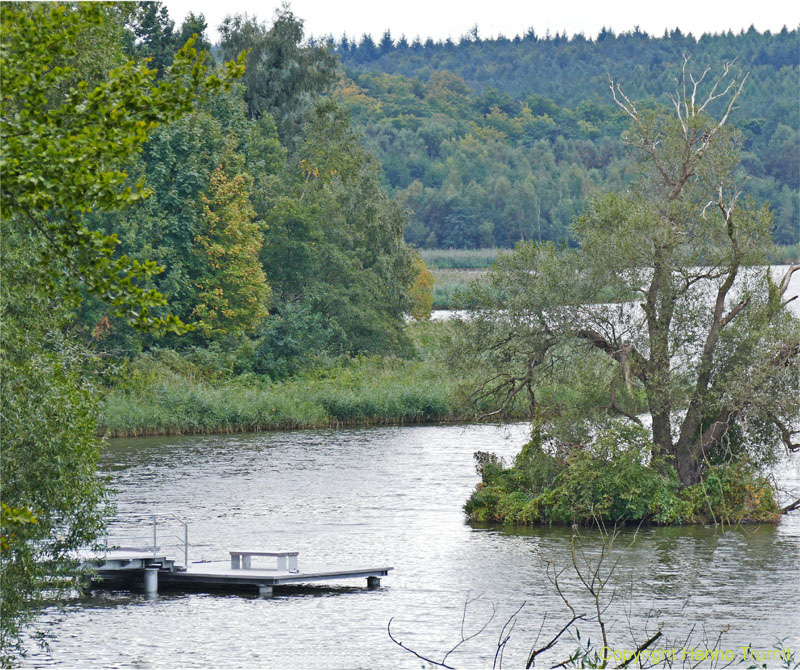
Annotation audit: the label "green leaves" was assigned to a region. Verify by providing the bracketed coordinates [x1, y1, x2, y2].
[1, 2, 245, 333]
[0, 4, 246, 657]
[258, 100, 415, 372]
[192, 164, 270, 337]
[219, 8, 337, 143]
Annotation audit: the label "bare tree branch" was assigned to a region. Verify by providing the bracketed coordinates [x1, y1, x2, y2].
[441, 596, 497, 666]
[525, 614, 584, 669]
[493, 602, 526, 669]
[388, 617, 456, 669]
[616, 630, 663, 669]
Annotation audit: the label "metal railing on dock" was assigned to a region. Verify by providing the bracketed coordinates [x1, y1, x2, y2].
[103, 513, 189, 568]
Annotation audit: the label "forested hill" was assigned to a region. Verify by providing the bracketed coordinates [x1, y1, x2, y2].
[327, 28, 799, 248]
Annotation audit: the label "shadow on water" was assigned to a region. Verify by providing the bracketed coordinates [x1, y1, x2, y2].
[83, 583, 372, 602]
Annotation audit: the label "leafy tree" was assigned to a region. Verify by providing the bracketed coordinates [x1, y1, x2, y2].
[1, 2, 244, 333]
[127, 1, 177, 74]
[219, 8, 337, 145]
[258, 101, 415, 374]
[409, 254, 435, 320]
[0, 2, 243, 658]
[1, 277, 107, 662]
[453, 64, 800, 487]
[85, 93, 258, 338]
[192, 164, 270, 338]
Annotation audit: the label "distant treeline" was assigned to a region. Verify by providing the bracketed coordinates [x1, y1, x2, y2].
[320, 27, 799, 248]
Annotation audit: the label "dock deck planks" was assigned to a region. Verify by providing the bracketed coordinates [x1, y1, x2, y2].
[83, 551, 392, 594]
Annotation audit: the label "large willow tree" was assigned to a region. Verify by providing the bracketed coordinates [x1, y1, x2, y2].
[455, 60, 800, 487]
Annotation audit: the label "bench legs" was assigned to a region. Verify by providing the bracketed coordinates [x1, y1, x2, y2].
[276, 555, 298, 572]
[232, 554, 297, 571]
[230, 554, 252, 569]
[231, 554, 255, 569]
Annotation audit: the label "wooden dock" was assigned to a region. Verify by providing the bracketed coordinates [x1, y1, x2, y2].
[82, 549, 392, 597]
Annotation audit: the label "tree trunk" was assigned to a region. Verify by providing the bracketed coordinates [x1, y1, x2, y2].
[645, 252, 675, 459]
[674, 447, 702, 486]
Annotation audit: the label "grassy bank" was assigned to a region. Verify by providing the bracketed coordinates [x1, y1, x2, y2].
[420, 248, 503, 269]
[103, 355, 468, 437]
[102, 320, 641, 438]
[102, 322, 509, 437]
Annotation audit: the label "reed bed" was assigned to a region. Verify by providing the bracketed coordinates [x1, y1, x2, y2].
[102, 355, 469, 438]
[419, 248, 504, 269]
[431, 269, 486, 309]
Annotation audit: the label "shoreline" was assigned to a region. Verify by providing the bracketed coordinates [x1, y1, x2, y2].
[100, 413, 523, 439]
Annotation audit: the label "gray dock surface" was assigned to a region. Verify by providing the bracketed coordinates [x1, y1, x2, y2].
[83, 551, 392, 595]
[162, 562, 392, 586]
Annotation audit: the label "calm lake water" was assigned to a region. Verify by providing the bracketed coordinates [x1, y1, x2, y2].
[24, 422, 800, 669]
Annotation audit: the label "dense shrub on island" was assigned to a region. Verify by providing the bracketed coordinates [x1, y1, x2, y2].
[465, 422, 782, 526]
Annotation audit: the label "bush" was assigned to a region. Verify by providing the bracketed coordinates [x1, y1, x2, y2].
[464, 421, 781, 527]
[683, 462, 782, 524]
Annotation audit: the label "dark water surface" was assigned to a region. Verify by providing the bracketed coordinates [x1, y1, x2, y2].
[25, 423, 800, 668]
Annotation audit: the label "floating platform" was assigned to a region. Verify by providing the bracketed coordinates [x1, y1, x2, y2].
[81, 549, 392, 597]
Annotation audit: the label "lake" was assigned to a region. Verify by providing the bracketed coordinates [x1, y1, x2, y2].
[24, 422, 800, 668]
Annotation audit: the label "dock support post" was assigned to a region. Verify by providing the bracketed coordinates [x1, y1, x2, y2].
[258, 584, 273, 597]
[367, 576, 381, 589]
[144, 568, 158, 595]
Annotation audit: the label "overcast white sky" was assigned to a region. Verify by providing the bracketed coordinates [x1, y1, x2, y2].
[163, 0, 800, 44]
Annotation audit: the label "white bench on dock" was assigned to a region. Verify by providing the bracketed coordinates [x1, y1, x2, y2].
[230, 550, 299, 572]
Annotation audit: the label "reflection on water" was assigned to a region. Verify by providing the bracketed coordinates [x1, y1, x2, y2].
[25, 423, 800, 668]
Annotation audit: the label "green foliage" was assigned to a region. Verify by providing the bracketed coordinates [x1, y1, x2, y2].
[0, 3, 245, 660]
[409, 254, 434, 320]
[102, 348, 461, 436]
[192, 164, 270, 337]
[682, 463, 782, 525]
[86, 9, 416, 367]
[334, 30, 799, 247]
[0, 505, 38, 555]
[0, 2, 245, 334]
[430, 269, 486, 309]
[419, 247, 503, 269]
[259, 101, 416, 371]
[464, 422, 781, 526]
[1, 290, 109, 661]
[219, 8, 337, 143]
[82, 89, 270, 342]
